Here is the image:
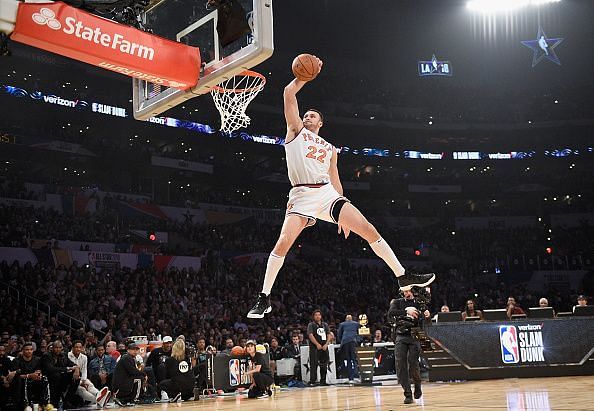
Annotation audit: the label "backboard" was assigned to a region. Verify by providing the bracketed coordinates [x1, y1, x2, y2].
[132, 0, 273, 120]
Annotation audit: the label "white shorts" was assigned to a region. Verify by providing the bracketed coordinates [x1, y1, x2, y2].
[286, 183, 350, 227]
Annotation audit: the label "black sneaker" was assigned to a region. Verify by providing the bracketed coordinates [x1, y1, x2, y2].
[247, 293, 272, 319]
[398, 272, 436, 291]
[414, 384, 422, 399]
[404, 396, 414, 404]
[169, 393, 182, 403]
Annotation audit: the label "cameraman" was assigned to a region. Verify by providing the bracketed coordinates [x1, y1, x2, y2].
[388, 289, 430, 405]
[159, 339, 195, 402]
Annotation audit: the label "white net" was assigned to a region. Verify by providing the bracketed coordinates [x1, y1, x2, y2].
[210, 71, 266, 133]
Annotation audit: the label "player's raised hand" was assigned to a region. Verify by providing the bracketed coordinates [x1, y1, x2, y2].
[313, 55, 323, 74]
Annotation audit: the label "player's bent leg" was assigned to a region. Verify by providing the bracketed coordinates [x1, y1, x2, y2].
[247, 214, 309, 319]
[333, 202, 380, 243]
[336, 202, 435, 290]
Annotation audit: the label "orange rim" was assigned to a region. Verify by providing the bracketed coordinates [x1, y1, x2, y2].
[210, 70, 266, 94]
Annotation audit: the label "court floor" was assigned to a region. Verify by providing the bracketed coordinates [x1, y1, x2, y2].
[127, 375, 594, 410]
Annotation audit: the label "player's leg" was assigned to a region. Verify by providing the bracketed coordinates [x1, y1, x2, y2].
[334, 201, 435, 290]
[247, 214, 309, 318]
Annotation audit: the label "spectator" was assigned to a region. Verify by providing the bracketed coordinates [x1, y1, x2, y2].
[233, 317, 248, 333]
[505, 297, 525, 319]
[84, 331, 99, 359]
[576, 295, 588, 307]
[196, 338, 207, 363]
[112, 343, 146, 406]
[68, 341, 110, 406]
[146, 336, 173, 384]
[159, 339, 195, 402]
[373, 329, 384, 344]
[34, 340, 48, 358]
[0, 344, 14, 409]
[115, 323, 131, 343]
[89, 313, 108, 333]
[106, 341, 120, 362]
[337, 314, 359, 383]
[462, 300, 483, 321]
[539, 298, 549, 308]
[40, 341, 81, 408]
[282, 334, 302, 381]
[307, 310, 330, 386]
[221, 338, 234, 355]
[244, 340, 273, 399]
[268, 337, 283, 385]
[88, 345, 115, 390]
[9, 342, 47, 409]
[433, 305, 451, 321]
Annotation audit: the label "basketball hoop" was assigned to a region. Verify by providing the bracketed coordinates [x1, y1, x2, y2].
[210, 70, 266, 133]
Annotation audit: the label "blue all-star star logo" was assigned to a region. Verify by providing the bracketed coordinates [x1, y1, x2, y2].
[521, 26, 564, 67]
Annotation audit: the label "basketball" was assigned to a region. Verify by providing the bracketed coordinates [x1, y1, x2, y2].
[292, 54, 321, 82]
[231, 346, 245, 356]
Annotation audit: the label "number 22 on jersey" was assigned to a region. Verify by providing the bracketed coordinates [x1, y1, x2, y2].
[306, 146, 327, 163]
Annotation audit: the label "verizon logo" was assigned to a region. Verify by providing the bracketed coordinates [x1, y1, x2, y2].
[32, 8, 155, 61]
[42, 95, 78, 107]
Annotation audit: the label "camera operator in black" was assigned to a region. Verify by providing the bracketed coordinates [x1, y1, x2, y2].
[388, 289, 430, 404]
[307, 310, 330, 386]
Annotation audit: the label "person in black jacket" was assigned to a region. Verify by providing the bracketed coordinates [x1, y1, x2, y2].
[10, 343, 49, 408]
[158, 339, 195, 402]
[40, 341, 81, 408]
[112, 343, 146, 405]
[244, 340, 273, 399]
[145, 336, 173, 384]
[282, 334, 302, 381]
[387, 289, 430, 405]
[1, 344, 16, 409]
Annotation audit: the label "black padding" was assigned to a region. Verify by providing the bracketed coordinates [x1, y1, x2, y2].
[331, 199, 348, 222]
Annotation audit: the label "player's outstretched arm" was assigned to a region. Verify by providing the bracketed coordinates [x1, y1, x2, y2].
[329, 147, 343, 196]
[284, 79, 307, 140]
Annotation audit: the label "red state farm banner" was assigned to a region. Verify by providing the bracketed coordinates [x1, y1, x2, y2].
[11, 2, 200, 89]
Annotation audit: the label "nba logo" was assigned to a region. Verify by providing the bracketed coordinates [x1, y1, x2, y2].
[499, 325, 519, 364]
[229, 359, 240, 386]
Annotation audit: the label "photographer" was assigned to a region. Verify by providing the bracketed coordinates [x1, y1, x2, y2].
[388, 289, 430, 405]
[158, 340, 195, 402]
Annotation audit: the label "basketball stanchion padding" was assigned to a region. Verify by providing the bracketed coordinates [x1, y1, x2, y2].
[210, 70, 266, 133]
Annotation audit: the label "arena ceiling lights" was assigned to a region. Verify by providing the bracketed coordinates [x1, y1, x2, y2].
[466, 0, 561, 13]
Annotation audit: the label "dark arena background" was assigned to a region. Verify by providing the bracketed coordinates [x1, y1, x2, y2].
[1, 0, 593, 410]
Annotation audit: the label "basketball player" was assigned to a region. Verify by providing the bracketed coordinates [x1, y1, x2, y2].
[247, 56, 435, 319]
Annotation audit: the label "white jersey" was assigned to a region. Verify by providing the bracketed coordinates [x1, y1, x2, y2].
[285, 127, 334, 186]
